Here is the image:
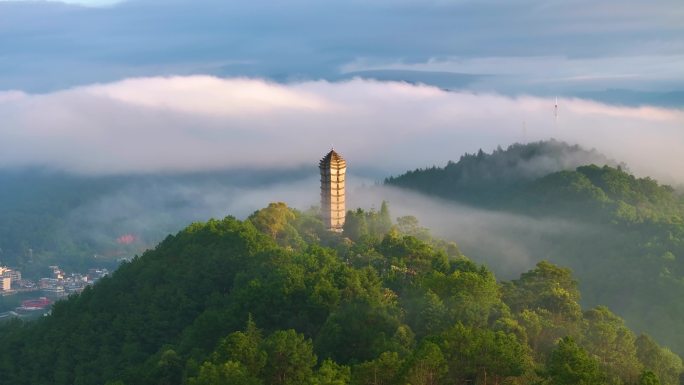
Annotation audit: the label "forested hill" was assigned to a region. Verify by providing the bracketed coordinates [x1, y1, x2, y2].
[385, 140, 684, 359]
[385, 140, 681, 224]
[385, 140, 617, 207]
[0, 203, 681, 385]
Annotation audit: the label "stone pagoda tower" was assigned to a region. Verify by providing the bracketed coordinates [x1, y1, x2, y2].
[319, 149, 346, 232]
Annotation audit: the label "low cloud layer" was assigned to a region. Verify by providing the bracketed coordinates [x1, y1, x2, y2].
[1, 76, 682, 182]
[64, 173, 589, 278]
[350, 184, 595, 278]
[66, 174, 322, 250]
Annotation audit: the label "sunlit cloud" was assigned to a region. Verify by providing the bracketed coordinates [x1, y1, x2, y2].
[88, 76, 330, 115]
[1, 76, 682, 182]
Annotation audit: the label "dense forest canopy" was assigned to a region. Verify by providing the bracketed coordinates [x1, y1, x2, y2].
[385, 140, 619, 207]
[0, 203, 681, 385]
[386, 141, 684, 358]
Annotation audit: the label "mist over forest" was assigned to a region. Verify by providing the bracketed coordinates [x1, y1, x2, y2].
[3, 140, 684, 363]
[1, 0, 683, 384]
[0, 140, 614, 273]
[2, 169, 683, 385]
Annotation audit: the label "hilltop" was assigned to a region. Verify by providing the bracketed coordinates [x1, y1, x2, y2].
[0, 203, 681, 385]
[385, 139, 619, 207]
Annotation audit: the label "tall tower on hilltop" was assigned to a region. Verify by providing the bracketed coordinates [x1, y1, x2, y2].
[319, 149, 346, 232]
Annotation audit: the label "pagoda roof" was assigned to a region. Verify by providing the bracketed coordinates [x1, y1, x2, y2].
[319, 149, 346, 167]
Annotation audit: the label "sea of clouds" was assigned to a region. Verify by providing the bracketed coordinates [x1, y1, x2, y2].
[1, 76, 682, 182]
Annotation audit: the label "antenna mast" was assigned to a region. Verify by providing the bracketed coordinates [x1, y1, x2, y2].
[554, 96, 559, 124]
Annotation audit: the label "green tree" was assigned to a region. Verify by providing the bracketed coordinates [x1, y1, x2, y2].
[636, 334, 683, 385]
[547, 337, 605, 385]
[423, 267, 502, 328]
[583, 306, 642, 384]
[403, 341, 447, 385]
[314, 359, 351, 385]
[353, 352, 404, 385]
[316, 298, 404, 363]
[504, 261, 581, 320]
[439, 324, 529, 385]
[395, 216, 430, 240]
[188, 361, 262, 385]
[343, 209, 370, 241]
[248, 202, 302, 247]
[639, 371, 661, 385]
[263, 329, 317, 385]
[155, 349, 183, 385]
[503, 261, 583, 354]
[212, 316, 267, 376]
[479, 330, 530, 384]
[375, 201, 393, 236]
[404, 289, 448, 339]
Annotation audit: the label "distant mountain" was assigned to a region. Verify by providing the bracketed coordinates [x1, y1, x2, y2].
[386, 139, 619, 207]
[386, 140, 684, 358]
[386, 140, 680, 223]
[0, 204, 679, 385]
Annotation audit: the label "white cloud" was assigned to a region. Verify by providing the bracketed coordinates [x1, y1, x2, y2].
[88, 76, 330, 115]
[1, 76, 683, 182]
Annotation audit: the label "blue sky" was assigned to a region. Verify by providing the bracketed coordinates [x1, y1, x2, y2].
[0, 0, 682, 104]
[0, 0, 120, 5]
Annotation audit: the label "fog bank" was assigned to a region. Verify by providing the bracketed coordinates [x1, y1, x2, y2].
[1, 77, 683, 182]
